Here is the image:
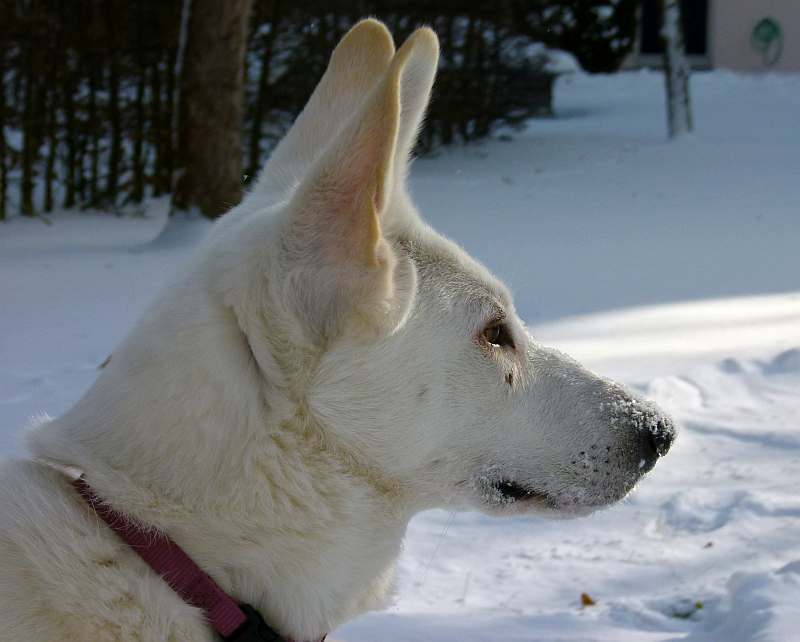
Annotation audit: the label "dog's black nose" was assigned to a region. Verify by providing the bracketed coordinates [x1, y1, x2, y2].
[650, 418, 675, 456]
[640, 417, 675, 472]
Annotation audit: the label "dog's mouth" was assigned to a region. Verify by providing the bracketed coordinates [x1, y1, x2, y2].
[490, 480, 556, 509]
[470, 470, 560, 513]
[494, 480, 545, 502]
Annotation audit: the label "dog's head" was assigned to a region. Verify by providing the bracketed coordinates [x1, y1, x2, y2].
[213, 20, 675, 518]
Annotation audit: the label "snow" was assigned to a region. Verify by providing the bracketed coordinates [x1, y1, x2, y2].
[500, 38, 582, 75]
[2, 70, 799, 641]
[544, 49, 582, 75]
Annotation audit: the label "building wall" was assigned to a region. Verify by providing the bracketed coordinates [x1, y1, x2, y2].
[710, 0, 800, 71]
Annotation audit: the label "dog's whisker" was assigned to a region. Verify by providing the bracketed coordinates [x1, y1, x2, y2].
[419, 509, 457, 594]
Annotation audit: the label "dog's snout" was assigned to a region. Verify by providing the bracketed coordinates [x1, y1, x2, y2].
[603, 389, 675, 475]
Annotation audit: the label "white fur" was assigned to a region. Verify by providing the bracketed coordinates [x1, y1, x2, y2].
[0, 20, 673, 642]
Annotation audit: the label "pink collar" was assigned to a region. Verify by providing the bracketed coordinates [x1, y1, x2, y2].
[72, 475, 326, 642]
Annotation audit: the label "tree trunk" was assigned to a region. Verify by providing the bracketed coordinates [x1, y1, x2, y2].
[440, 13, 455, 145]
[21, 34, 36, 217]
[164, 46, 177, 195]
[149, 61, 162, 196]
[150, 54, 164, 196]
[0, 51, 8, 221]
[63, 52, 78, 209]
[247, 1, 280, 179]
[0, 48, 6, 221]
[88, 59, 100, 208]
[474, 19, 490, 138]
[662, 0, 692, 138]
[459, 14, 478, 141]
[105, 2, 123, 208]
[168, 0, 191, 199]
[131, 0, 146, 204]
[43, 86, 58, 213]
[76, 57, 89, 206]
[173, 0, 253, 218]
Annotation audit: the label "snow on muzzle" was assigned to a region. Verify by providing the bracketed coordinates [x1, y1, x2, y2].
[556, 370, 678, 511]
[604, 390, 676, 474]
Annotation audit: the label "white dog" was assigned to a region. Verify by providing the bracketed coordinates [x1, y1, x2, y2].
[0, 20, 674, 642]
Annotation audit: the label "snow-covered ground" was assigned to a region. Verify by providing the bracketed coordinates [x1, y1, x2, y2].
[2, 70, 799, 641]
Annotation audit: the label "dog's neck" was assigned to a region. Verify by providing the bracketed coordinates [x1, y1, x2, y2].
[28, 312, 413, 641]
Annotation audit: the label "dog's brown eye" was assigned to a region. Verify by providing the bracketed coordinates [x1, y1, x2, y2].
[483, 322, 514, 349]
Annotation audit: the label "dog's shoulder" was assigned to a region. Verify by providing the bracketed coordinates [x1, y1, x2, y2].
[0, 459, 213, 641]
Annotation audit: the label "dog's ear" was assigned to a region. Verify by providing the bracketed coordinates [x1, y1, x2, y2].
[252, 19, 395, 207]
[391, 27, 440, 191]
[280, 28, 439, 341]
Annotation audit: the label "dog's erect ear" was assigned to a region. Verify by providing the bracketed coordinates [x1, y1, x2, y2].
[280, 28, 439, 341]
[252, 19, 395, 208]
[391, 26, 440, 191]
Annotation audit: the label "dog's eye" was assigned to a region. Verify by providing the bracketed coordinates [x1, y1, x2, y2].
[482, 322, 514, 349]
